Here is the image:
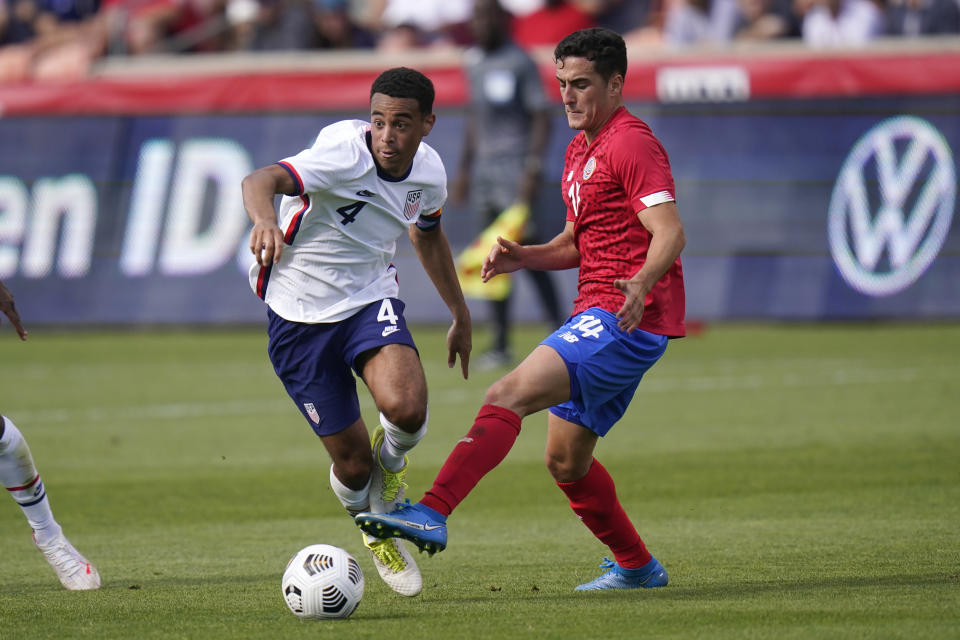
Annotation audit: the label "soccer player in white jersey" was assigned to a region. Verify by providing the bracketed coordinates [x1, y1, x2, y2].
[0, 279, 101, 590]
[242, 67, 472, 597]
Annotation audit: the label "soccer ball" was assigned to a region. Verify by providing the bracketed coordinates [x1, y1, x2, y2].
[281, 544, 364, 620]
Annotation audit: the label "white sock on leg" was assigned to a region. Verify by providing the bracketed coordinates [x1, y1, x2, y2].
[0, 416, 61, 546]
[328, 464, 370, 517]
[378, 411, 427, 473]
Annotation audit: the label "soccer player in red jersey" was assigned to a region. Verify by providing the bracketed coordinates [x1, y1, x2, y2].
[358, 27, 687, 591]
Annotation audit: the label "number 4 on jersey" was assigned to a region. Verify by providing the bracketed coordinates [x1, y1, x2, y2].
[337, 201, 366, 225]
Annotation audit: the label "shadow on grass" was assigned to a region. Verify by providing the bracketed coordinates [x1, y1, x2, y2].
[549, 572, 959, 602]
[397, 572, 960, 608]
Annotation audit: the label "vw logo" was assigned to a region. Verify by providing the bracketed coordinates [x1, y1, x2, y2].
[828, 116, 955, 296]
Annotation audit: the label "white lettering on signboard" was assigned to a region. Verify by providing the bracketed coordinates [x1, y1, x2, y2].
[121, 139, 175, 276]
[2, 137, 255, 280]
[656, 66, 750, 103]
[0, 176, 28, 278]
[22, 175, 97, 278]
[159, 138, 252, 275]
[120, 138, 254, 277]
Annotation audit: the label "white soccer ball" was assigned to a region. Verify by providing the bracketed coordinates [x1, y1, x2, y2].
[281, 544, 364, 620]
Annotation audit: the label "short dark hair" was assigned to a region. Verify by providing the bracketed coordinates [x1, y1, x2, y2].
[369, 67, 435, 115]
[554, 28, 627, 82]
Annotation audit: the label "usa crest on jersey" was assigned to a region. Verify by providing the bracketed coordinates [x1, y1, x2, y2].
[404, 190, 423, 219]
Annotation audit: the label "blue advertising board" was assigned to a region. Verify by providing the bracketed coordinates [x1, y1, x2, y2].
[0, 94, 957, 325]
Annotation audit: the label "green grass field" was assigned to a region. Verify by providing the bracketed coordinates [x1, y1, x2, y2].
[0, 322, 957, 639]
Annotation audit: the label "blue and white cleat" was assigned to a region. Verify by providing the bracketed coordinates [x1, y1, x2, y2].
[355, 501, 448, 555]
[574, 556, 668, 591]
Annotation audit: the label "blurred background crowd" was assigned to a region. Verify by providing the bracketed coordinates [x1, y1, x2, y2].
[1, 0, 959, 81]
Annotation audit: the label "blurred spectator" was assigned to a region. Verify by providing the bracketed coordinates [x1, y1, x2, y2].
[659, 0, 739, 46]
[96, 0, 193, 54]
[166, 0, 231, 52]
[662, 0, 712, 45]
[93, 0, 231, 54]
[733, 0, 793, 39]
[510, 0, 596, 49]
[228, 0, 315, 50]
[35, 0, 99, 27]
[0, 0, 102, 80]
[1, 0, 41, 44]
[366, 0, 471, 50]
[595, 0, 653, 33]
[375, 21, 420, 49]
[885, 0, 960, 36]
[224, 0, 259, 47]
[313, 0, 373, 48]
[801, 0, 883, 47]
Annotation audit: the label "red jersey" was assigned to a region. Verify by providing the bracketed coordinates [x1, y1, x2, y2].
[561, 107, 686, 337]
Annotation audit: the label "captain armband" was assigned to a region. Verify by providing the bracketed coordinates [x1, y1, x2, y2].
[416, 208, 442, 232]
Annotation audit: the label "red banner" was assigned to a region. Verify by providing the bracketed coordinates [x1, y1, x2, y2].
[1, 46, 959, 115]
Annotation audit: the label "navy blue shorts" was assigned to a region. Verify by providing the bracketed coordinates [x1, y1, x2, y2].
[267, 298, 417, 437]
[541, 308, 668, 436]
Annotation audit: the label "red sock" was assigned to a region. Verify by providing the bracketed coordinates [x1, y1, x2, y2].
[420, 404, 521, 516]
[557, 458, 652, 569]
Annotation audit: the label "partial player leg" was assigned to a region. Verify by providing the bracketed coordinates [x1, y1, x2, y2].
[472, 297, 512, 371]
[420, 345, 569, 515]
[356, 345, 570, 553]
[322, 418, 374, 515]
[322, 416, 422, 596]
[357, 343, 428, 513]
[546, 413, 666, 590]
[0, 415, 100, 590]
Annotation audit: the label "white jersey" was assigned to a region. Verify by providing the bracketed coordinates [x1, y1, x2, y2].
[249, 120, 447, 323]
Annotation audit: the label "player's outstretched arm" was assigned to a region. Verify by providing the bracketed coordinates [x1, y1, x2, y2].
[0, 279, 27, 341]
[408, 224, 472, 379]
[242, 165, 295, 267]
[614, 201, 686, 332]
[481, 221, 579, 282]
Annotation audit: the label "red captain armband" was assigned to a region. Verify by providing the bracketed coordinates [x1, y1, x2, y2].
[416, 208, 442, 232]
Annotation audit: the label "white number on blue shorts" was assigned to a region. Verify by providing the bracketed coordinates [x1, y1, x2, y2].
[378, 299, 400, 337]
[570, 314, 604, 339]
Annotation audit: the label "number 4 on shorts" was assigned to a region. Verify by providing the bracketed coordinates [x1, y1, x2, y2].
[378, 299, 400, 336]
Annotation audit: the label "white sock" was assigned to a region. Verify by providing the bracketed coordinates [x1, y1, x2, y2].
[329, 464, 370, 516]
[0, 416, 61, 545]
[378, 411, 427, 473]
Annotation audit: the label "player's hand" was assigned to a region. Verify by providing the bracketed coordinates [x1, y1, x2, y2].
[446, 317, 472, 380]
[250, 222, 285, 267]
[613, 279, 648, 332]
[0, 280, 27, 340]
[481, 236, 524, 282]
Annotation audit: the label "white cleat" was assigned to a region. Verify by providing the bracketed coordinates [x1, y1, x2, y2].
[364, 533, 421, 597]
[35, 533, 101, 590]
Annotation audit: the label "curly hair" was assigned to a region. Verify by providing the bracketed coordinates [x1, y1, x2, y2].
[369, 67, 436, 115]
[553, 28, 627, 82]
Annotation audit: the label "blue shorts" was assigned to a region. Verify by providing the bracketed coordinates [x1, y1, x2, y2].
[266, 298, 417, 437]
[541, 308, 668, 436]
